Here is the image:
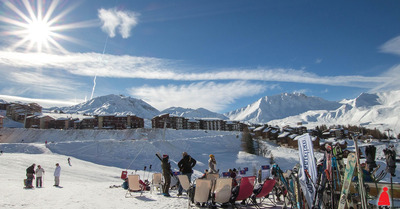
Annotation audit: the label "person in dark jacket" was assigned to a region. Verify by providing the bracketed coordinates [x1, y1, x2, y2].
[161, 155, 172, 197]
[177, 152, 196, 196]
[26, 163, 36, 188]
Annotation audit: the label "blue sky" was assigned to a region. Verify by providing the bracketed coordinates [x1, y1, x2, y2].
[0, 0, 400, 113]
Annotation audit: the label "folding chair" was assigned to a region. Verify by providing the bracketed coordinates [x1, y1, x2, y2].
[150, 173, 163, 194]
[206, 173, 219, 192]
[251, 179, 277, 208]
[189, 179, 212, 208]
[233, 176, 256, 208]
[177, 175, 192, 196]
[212, 178, 233, 207]
[125, 174, 144, 197]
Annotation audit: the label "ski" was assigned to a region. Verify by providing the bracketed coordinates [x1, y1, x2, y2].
[338, 153, 357, 209]
[353, 137, 368, 209]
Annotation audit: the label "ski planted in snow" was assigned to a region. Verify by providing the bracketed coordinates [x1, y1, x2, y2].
[338, 153, 357, 209]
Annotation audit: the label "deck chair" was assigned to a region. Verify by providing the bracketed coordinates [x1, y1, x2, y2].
[189, 179, 212, 208]
[150, 173, 163, 194]
[233, 176, 256, 207]
[212, 178, 233, 207]
[251, 179, 277, 208]
[177, 175, 192, 195]
[206, 173, 219, 192]
[125, 174, 144, 197]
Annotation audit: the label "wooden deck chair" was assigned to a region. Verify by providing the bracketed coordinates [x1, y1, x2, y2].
[189, 179, 212, 208]
[251, 179, 277, 208]
[150, 173, 163, 194]
[125, 174, 144, 197]
[212, 178, 233, 207]
[177, 175, 192, 195]
[233, 176, 256, 207]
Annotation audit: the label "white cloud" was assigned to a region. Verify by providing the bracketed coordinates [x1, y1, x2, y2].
[98, 8, 139, 39]
[128, 81, 267, 112]
[369, 64, 400, 93]
[380, 35, 400, 56]
[315, 58, 322, 64]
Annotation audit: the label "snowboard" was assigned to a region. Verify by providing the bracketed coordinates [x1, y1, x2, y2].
[338, 153, 356, 209]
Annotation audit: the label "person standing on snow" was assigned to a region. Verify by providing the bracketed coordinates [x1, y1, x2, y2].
[208, 154, 218, 174]
[161, 155, 172, 197]
[68, 157, 71, 166]
[177, 152, 196, 196]
[54, 163, 61, 186]
[35, 165, 45, 188]
[26, 163, 36, 188]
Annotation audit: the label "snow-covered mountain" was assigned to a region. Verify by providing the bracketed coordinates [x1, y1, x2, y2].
[52, 94, 160, 119]
[161, 107, 228, 119]
[224, 92, 342, 124]
[266, 90, 400, 135]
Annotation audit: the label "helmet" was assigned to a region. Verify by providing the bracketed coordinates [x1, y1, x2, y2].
[209, 154, 214, 158]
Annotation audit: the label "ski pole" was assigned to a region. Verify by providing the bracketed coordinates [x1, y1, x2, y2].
[144, 166, 147, 180]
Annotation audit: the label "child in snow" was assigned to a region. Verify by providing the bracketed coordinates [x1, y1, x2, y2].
[54, 163, 61, 186]
[35, 165, 45, 187]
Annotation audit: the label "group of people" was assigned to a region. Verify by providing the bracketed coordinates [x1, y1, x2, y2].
[25, 163, 61, 188]
[160, 152, 218, 197]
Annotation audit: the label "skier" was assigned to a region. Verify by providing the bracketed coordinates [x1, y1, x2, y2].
[68, 157, 71, 166]
[177, 152, 196, 196]
[26, 163, 36, 188]
[35, 165, 45, 188]
[365, 145, 377, 173]
[208, 154, 218, 174]
[54, 163, 61, 187]
[161, 155, 171, 197]
[383, 145, 397, 177]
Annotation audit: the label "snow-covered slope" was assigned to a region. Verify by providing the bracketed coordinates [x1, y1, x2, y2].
[52, 94, 160, 119]
[268, 90, 400, 136]
[224, 93, 341, 124]
[162, 107, 228, 119]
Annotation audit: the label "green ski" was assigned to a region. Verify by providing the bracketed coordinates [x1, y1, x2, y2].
[338, 153, 357, 209]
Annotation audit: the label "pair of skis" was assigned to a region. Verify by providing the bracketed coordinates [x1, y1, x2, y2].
[338, 136, 368, 209]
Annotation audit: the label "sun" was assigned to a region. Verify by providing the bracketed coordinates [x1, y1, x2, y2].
[0, 0, 93, 53]
[28, 19, 51, 45]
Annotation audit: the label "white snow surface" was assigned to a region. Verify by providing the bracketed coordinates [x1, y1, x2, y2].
[0, 128, 399, 208]
[50, 94, 160, 119]
[161, 107, 228, 120]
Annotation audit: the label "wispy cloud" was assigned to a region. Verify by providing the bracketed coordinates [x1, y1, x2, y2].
[128, 81, 267, 112]
[98, 8, 139, 38]
[369, 64, 400, 93]
[0, 51, 390, 89]
[380, 35, 400, 56]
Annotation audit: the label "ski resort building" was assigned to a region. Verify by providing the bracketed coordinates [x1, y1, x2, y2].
[6, 102, 42, 122]
[151, 114, 246, 131]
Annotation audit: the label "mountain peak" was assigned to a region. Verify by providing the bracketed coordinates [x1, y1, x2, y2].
[56, 94, 160, 119]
